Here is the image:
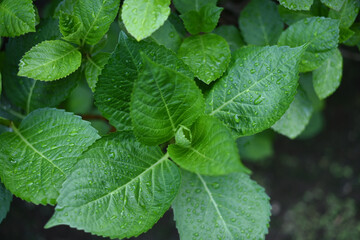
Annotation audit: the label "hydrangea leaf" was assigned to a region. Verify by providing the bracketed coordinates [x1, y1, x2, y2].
[85, 52, 110, 92]
[329, 0, 359, 29]
[344, 23, 360, 46]
[321, 0, 346, 11]
[205, 45, 304, 136]
[3, 19, 78, 113]
[0, 182, 12, 223]
[0, 108, 100, 205]
[278, 17, 340, 72]
[180, 4, 223, 35]
[299, 50, 334, 72]
[95, 32, 193, 132]
[213, 25, 245, 52]
[313, 48, 343, 99]
[45, 132, 180, 239]
[150, 20, 182, 52]
[237, 131, 274, 162]
[168, 115, 248, 176]
[121, 0, 171, 41]
[272, 87, 314, 139]
[173, 170, 271, 240]
[58, 0, 121, 45]
[173, 0, 218, 14]
[0, 0, 36, 37]
[18, 40, 82, 81]
[178, 33, 231, 84]
[278, 0, 314, 11]
[239, 0, 284, 46]
[131, 54, 205, 145]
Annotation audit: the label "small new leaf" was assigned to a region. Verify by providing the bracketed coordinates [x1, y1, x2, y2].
[46, 132, 180, 239]
[173, 170, 271, 240]
[168, 116, 249, 176]
[0, 108, 100, 205]
[85, 52, 110, 92]
[178, 33, 231, 84]
[131, 53, 205, 145]
[122, 0, 171, 41]
[18, 40, 82, 81]
[0, 0, 36, 37]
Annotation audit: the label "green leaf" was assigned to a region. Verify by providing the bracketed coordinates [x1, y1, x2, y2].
[272, 87, 314, 139]
[168, 115, 248, 176]
[178, 33, 231, 84]
[278, 5, 314, 25]
[339, 27, 355, 43]
[299, 73, 325, 112]
[180, 4, 223, 35]
[95, 32, 193, 132]
[85, 52, 110, 92]
[278, 17, 340, 72]
[0, 182, 12, 223]
[206, 45, 304, 136]
[150, 20, 182, 52]
[344, 23, 360, 46]
[45, 132, 180, 239]
[313, 48, 343, 99]
[121, 0, 171, 41]
[0, 108, 100, 205]
[0, 72, 2, 96]
[237, 131, 274, 162]
[321, 0, 346, 10]
[0, 0, 36, 37]
[173, 170, 271, 240]
[278, 0, 314, 10]
[3, 19, 78, 113]
[329, 0, 359, 29]
[59, 0, 121, 45]
[213, 25, 245, 52]
[131, 54, 205, 145]
[239, 0, 284, 46]
[18, 40, 82, 81]
[173, 0, 218, 14]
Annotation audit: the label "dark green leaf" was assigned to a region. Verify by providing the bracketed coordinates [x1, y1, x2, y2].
[131, 54, 205, 145]
[278, 0, 314, 10]
[0, 182, 12, 223]
[150, 20, 182, 52]
[239, 0, 284, 46]
[173, 0, 217, 14]
[213, 25, 245, 52]
[237, 131, 274, 162]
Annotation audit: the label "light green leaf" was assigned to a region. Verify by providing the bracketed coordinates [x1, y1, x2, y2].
[131, 54, 205, 145]
[239, 0, 284, 46]
[168, 115, 248, 176]
[18, 40, 82, 81]
[85, 52, 110, 92]
[272, 87, 314, 139]
[173, 170, 271, 240]
[178, 33, 231, 84]
[278, 0, 314, 10]
[59, 0, 121, 45]
[321, 0, 346, 11]
[150, 20, 182, 52]
[45, 132, 180, 239]
[329, 0, 360, 28]
[0, 0, 36, 37]
[173, 0, 218, 14]
[174, 125, 192, 147]
[0, 182, 12, 224]
[3, 19, 78, 114]
[237, 131, 274, 162]
[180, 4, 223, 35]
[95, 32, 193, 132]
[278, 17, 340, 72]
[0, 108, 100, 205]
[213, 25, 245, 52]
[313, 48, 343, 99]
[206, 45, 304, 136]
[122, 0, 171, 41]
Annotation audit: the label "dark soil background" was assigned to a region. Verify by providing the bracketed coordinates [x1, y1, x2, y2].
[0, 0, 359, 239]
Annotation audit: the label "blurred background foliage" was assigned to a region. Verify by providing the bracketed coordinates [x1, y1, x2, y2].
[0, 0, 359, 239]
